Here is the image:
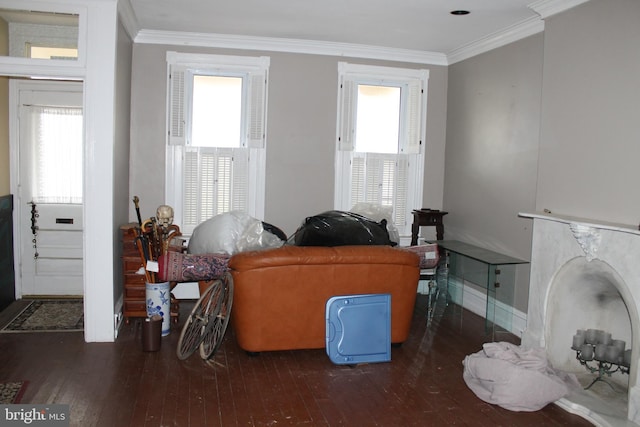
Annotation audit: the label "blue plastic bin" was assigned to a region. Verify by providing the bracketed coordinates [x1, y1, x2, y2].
[326, 294, 391, 365]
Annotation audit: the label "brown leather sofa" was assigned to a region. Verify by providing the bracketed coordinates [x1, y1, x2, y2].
[228, 245, 420, 353]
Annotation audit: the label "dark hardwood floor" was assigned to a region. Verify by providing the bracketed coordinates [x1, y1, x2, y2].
[0, 295, 593, 426]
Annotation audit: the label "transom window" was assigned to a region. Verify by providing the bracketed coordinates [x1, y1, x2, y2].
[29, 45, 78, 60]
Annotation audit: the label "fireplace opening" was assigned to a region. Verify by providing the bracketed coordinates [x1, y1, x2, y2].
[546, 256, 632, 417]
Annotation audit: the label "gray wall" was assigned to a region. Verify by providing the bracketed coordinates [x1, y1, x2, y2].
[129, 45, 448, 236]
[113, 19, 132, 314]
[536, 0, 640, 223]
[128, 0, 640, 317]
[443, 0, 640, 313]
[444, 34, 543, 311]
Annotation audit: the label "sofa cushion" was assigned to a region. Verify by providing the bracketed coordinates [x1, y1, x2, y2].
[229, 245, 419, 271]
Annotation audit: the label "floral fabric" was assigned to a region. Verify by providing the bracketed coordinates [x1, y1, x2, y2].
[158, 251, 230, 282]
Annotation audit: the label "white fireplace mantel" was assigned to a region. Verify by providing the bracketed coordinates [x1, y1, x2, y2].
[519, 212, 640, 237]
[519, 211, 640, 426]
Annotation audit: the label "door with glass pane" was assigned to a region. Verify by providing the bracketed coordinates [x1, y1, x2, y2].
[15, 81, 83, 296]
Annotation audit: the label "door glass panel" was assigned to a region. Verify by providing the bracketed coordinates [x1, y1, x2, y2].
[29, 106, 83, 203]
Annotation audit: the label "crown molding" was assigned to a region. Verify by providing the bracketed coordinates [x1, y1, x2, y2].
[117, 0, 139, 41]
[127, 0, 592, 66]
[447, 16, 544, 65]
[528, 0, 591, 19]
[134, 30, 448, 66]
[133, 18, 544, 67]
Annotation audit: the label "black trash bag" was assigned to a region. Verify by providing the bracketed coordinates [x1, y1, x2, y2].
[289, 210, 394, 247]
[262, 221, 287, 241]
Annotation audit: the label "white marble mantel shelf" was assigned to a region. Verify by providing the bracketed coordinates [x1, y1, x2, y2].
[519, 211, 640, 237]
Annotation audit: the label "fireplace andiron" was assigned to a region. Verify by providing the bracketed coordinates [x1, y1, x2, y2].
[572, 328, 630, 391]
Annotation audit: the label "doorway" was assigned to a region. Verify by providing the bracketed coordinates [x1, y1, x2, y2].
[11, 79, 84, 297]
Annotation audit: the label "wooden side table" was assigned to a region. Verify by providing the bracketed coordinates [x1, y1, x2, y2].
[411, 209, 448, 245]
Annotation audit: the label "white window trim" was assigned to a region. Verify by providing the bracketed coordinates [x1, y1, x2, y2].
[334, 62, 428, 239]
[165, 51, 269, 234]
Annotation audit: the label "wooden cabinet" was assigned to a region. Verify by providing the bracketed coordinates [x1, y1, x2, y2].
[120, 223, 182, 324]
[120, 223, 147, 323]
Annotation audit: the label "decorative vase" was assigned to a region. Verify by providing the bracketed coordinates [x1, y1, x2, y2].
[146, 281, 171, 336]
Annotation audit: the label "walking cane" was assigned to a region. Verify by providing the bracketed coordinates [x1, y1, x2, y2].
[133, 196, 143, 226]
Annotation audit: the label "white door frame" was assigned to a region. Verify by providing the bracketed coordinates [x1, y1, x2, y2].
[0, 0, 119, 343]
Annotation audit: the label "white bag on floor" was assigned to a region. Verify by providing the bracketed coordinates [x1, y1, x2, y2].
[462, 342, 579, 412]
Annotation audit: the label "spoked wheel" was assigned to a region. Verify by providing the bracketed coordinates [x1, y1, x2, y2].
[199, 272, 234, 360]
[176, 279, 223, 360]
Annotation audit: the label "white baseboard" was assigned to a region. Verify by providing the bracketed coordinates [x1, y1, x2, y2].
[417, 279, 432, 294]
[114, 294, 124, 338]
[448, 278, 526, 338]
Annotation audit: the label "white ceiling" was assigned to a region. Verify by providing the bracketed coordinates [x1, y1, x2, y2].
[127, 0, 547, 59]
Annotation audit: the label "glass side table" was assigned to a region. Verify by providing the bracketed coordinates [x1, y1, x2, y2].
[429, 240, 529, 337]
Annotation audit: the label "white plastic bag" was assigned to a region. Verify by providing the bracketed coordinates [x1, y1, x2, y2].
[350, 202, 400, 245]
[236, 218, 284, 253]
[188, 211, 283, 255]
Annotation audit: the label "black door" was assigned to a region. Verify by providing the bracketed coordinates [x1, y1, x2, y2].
[0, 195, 15, 311]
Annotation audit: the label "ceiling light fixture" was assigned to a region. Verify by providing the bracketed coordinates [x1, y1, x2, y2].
[450, 10, 470, 15]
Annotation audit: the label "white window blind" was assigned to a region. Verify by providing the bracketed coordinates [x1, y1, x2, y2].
[29, 106, 83, 204]
[335, 62, 428, 237]
[182, 148, 249, 229]
[166, 52, 269, 234]
[168, 66, 186, 146]
[351, 154, 409, 227]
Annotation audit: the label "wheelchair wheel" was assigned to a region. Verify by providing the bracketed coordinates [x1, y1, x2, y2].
[200, 272, 234, 360]
[176, 279, 222, 360]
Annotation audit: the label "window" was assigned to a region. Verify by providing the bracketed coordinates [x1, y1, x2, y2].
[335, 62, 428, 238]
[27, 105, 83, 204]
[166, 52, 269, 234]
